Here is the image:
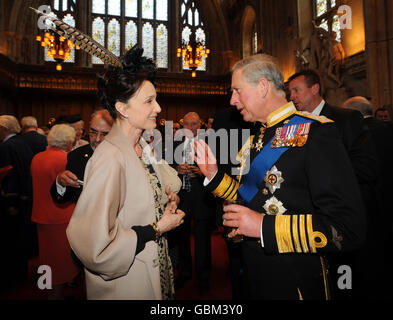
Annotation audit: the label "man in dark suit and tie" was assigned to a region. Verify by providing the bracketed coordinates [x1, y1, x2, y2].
[171, 111, 215, 293]
[288, 70, 379, 299]
[50, 110, 113, 204]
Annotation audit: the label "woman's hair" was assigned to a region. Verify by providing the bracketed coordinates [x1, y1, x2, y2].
[97, 45, 157, 119]
[47, 124, 76, 150]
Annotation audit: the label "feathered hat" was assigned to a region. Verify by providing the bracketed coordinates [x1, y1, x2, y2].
[31, 6, 122, 68]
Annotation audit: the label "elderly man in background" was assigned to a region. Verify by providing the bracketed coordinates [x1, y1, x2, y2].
[50, 110, 114, 204]
[20, 116, 48, 155]
[171, 111, 216, 293]
[0, 115, 34, 292]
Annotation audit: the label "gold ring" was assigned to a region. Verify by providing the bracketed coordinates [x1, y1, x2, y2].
[233, 229, 238, 236]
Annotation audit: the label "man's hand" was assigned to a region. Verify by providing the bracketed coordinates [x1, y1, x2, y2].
[222, 204, 264, 239]
[188, 165, 202, 177]
[176, 163, 189, 175]
[57, 170, 80, 188]
[192, 140, 218, 180]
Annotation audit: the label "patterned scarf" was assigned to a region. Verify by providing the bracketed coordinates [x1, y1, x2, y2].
[139, 158, 175, 300]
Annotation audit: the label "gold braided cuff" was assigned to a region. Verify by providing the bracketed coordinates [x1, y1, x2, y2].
[275, 215, 294, 253]
[212, 173, 239, 201]
[275, 214, 327, 253]
[150, 222, 161, 243]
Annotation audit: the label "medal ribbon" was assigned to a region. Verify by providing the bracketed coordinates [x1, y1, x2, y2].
[238, 116, 314, 204]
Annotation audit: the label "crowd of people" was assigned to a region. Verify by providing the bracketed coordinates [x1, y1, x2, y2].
[0, 46, 392, 300]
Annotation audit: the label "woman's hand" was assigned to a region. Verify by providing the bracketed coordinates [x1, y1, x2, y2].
[165, 185, 180, 205]
[192, 140, 218, 180]
[157, 202, 185, 234]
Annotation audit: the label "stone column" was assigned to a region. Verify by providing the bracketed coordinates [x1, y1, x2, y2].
[364, 0, 393, 108]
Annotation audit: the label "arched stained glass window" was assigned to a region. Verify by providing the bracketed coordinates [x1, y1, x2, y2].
[125, 20, 138, 50]
[156, 24, 168, 68]
[142, 22, 154, 59]
[44, 0, 77, 63]
[92, 17, 105, 65]
[180, 0, 208, 71]
[90, 0, 169, 69]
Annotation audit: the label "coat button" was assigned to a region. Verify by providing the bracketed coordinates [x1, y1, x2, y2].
[153, 259, 159, 267]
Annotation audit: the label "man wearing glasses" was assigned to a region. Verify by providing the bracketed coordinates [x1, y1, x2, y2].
[50, 110, 114, 204]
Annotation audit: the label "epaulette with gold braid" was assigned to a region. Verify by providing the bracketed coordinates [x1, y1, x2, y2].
[295, 111, 334, 124]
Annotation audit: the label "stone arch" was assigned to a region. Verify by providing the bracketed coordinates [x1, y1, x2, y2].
[198, 0, 231, 74]
[241, 5, 256, 58]
[7, 0, 43, 63]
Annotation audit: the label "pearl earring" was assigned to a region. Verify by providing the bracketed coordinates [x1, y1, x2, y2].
[124, 114, 129, 119]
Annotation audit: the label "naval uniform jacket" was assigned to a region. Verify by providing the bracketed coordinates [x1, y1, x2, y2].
[206, 102, 366, 300]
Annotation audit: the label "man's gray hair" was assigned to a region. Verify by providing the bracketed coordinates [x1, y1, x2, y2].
[47, 124, 76, 150]
[0, 115, 21, 134]
[343, 96, 373, 117]
[232, 54, 284, 92]
[21, 116, 38, 129]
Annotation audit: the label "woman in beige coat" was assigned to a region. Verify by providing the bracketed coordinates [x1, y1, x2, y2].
[66, 46, 185, 300]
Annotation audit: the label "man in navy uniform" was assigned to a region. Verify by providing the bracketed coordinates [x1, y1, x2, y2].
[194, 54, 366, 300]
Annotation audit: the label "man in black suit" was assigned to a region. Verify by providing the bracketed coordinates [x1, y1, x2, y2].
[0, 115, 34, 292]
[50, 110, 113, 204]
[288, 70, 378, 299]
[171, 111, 215, 293]
[20, 116, 48, 155]
[343, 96, 393, 300]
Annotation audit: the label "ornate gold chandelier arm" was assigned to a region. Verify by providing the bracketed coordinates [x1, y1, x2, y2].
[30, 7, 123, 68]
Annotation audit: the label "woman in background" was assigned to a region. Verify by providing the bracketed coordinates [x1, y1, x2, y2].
[66, 46, 185, 300]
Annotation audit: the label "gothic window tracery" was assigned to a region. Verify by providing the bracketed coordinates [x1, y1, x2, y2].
[180, 0, 208, 71]
[91, 0, 168, 69]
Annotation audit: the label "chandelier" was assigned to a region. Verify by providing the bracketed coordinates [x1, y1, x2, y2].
[177, 34, 210, 77]
[36, 30, 79, 71]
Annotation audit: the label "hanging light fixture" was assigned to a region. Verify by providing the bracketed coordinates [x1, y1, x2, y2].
[177, 33, 210, 77]
[36, 29, 80, 71]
